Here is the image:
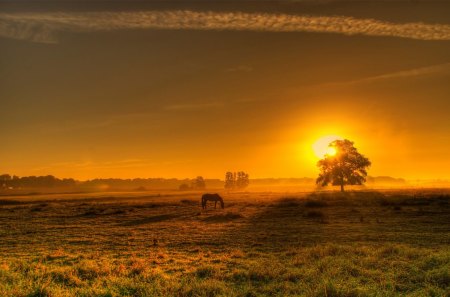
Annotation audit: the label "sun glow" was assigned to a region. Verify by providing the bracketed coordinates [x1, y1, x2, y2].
[326, 146, 337, 156]
[312, 135, 341, 159]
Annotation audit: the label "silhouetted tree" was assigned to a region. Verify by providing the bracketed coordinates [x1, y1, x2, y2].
[0, 174, 11, 188]
[192, 176, 206, 190]
[316, 139, 371, 192]
[236, 171, 250, 189]
[225, 172, 235, 190]
[225, 171, 249, 190]
[179, 183, 190, 191]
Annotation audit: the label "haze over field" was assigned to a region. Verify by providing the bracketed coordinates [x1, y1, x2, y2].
[1, 0, 449, 181]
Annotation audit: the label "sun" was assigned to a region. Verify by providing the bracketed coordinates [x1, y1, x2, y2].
[312, 135, 341, 158]
[326, 146, 337, 156]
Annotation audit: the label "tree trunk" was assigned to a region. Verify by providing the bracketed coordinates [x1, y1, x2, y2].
[340, 183, 344, 192]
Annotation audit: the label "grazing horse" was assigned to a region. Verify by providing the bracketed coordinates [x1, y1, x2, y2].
[201, 193, 224, 209]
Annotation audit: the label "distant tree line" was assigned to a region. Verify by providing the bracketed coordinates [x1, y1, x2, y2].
[178, 176, 206, 191]
[0, 172, 404, 192]
[0, 174, 223, 191]
[0, 174, 76, 189]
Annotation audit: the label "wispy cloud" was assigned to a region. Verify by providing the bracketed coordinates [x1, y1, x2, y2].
[226, 65, 254, 73]
[31, 159, 156, 172]
[351, 62, 450, 82]
[163, 101, 224, 111]
[1, 10, 449, 43]
[319, 62, 450, 87]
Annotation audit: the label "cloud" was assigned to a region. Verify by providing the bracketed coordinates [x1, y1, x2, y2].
[31, 159, 156, 172]
[320, 62, 450, 87]
[0, 17, 58, 43]
[352, 63, 450, 82]
[163, 102, 224, 111]
[1, 10, 450, 43]
[226, 65, 254, 73]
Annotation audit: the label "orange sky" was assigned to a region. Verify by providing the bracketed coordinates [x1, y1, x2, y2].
[1, 1, 449, 180]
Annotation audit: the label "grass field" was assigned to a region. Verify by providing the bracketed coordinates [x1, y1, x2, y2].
[0, 189, 449, 297]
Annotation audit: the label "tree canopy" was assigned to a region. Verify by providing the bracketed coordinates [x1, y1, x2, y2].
[225, 171, 249, 190]
[316, 139, 371, 192]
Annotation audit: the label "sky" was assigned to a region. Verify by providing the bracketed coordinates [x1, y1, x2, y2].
[1, 0, 450, 180]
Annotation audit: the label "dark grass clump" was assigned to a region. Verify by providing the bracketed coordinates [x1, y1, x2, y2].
[80, 209, 101, 217]
[195, 265, 217, 278]
[0, 199, 23, 206]
[203, 212, 243, 222]
[304, 200, 328, 208]
[102, 208, 127, 215]
[180, 199, 198, 205]
[306, 210, 325, 218]
[278, 198, 301, 207]
[393, 205, 402, 211]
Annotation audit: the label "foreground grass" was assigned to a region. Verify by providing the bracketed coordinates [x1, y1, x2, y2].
[0, 190, 449, 296]
[1, 244, 449, 296]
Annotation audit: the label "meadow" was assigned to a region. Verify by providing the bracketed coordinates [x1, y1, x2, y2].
[0, 189, 449, 297]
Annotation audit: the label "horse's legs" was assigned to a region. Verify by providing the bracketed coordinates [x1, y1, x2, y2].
[214, 201, 217, 209]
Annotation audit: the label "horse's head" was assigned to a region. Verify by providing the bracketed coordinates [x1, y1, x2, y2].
[215, 194, 225, 208]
